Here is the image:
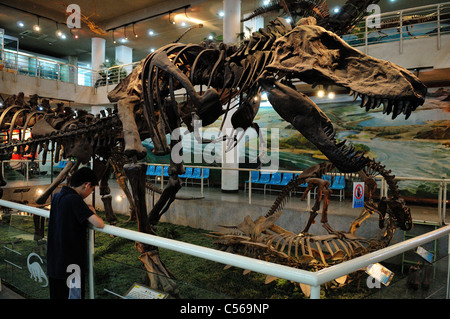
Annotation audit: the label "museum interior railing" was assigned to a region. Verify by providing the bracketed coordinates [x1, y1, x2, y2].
[0, 199, 449, 299]
[0, 3, 448, 89]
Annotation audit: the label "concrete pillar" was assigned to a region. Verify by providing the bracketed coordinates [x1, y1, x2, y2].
[223, 0, 241, 44]
[67, 56, 78, 84]
[115, 45, 133, 75]
[91, 37, 105, 70]
[221, 0, 241, 193]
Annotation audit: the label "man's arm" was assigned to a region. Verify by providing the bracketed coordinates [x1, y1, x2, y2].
[87, 205, 105, 228]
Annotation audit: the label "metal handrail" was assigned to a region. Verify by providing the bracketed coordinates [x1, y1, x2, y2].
[0, 198, 448, 299]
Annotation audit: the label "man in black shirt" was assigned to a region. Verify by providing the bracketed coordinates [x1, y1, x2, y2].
[47, 167, 104, 299]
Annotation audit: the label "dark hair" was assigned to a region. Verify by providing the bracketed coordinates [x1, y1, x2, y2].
[70, 167, 99, 187]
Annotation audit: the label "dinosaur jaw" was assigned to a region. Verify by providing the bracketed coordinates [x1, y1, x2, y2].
[265, 21, 427, 121]
[259, 74, 367, 173]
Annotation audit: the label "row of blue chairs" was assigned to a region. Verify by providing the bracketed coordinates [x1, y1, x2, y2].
[245, 172, 346, 200]
[146, 165, 210, 186]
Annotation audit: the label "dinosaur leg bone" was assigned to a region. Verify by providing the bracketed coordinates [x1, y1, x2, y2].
[35, 160, 77, 205]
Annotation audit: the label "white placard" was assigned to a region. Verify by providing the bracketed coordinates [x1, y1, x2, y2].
[124, 283, 167, 299]
[366, 263, 394, 286]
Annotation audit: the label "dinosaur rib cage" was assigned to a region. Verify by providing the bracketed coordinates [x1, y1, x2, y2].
[0, 104, 122, 165]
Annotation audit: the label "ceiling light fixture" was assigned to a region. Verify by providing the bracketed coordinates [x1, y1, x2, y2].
[56, 22, 63, 37]
[124, 25, 128, 40]
[218, 11, 225, 17]
[33, 16, 40, 32]
[169, 11, 175, 24]
[70, 28, 79, 39]
[112, 30, 116, 43]
[17, 21, 24, 28]
[133, 23, 138, 38]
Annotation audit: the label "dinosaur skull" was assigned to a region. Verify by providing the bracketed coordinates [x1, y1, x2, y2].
[379, 197, 412, 231]
[267, 18, 427, 112]
[260, 17, 427, 172]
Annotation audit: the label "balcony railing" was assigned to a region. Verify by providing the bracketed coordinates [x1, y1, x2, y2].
[0, 4, 447, 91]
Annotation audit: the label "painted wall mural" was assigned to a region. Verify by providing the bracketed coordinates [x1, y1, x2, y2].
[144, 88, 449, 198]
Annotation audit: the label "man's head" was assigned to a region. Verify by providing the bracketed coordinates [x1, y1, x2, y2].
[70, 167, 99, 199]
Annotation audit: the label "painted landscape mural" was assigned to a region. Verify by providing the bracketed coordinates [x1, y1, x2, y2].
[144, 87, 449, 198]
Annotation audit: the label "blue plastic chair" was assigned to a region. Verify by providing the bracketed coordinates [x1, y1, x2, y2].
[146, 165, 155, 176]
[255, 173, 271, 194]
[280, 173, 294, 186]
[245, 171, 260, 192]
[55, 160, 67, 169]
[266, 172, 282, 193]
[153, 166, 162, 182]
[202, 168, 210, 186]
[322, 174, 346, 201]
[179, 167, 192, 178]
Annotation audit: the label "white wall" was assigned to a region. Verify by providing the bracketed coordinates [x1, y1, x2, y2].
[357, 33, 450, 70]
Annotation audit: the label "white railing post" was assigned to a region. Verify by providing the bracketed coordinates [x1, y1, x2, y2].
[437, 4, 441, 50]
[201, 167, 204, 197]
[364, 16, 368, 54]
[249, 170, 252, 204]
[399, 10, 403, 54]
[88, 227, 95, 299]
[438, 181, 443, 226]
[310, 285, 321, 299]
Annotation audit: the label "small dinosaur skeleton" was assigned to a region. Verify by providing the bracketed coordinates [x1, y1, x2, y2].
[208, 158, 412, 290]
[0, 0, 427, 294]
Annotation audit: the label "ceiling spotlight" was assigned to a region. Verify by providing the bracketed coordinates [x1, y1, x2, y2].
[17, 21, 25, 28]
[208, 35, 214, 40]
[33, 16, 40, 32]
[70, 28, 79, 39]
[150, 48, 155, 53]
[328, 92, 335, 99]
[133, 24, 138, 38]
[112, 30, 116, 43]
[148, 30, 154, 36]
[285, 17, 292, 23]
[218, 11, 225, 17]
[169, 11, 175, 24]
[263, 0, 270, 6]
[317, 90, 325, 98]
[333, 7, 340, 13]
[181, 22, 186, 27]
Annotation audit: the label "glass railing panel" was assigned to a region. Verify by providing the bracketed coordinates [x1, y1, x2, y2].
[365, 254, 449, 299]
[94, 255, 228, 299]
[0, 212, 49, 299]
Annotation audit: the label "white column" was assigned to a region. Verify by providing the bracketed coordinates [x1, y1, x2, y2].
[223, 0, 241, 44]
[115, 45, 133, 74]
[91, 37, 105, 71]
[221, 0, 241, 193]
